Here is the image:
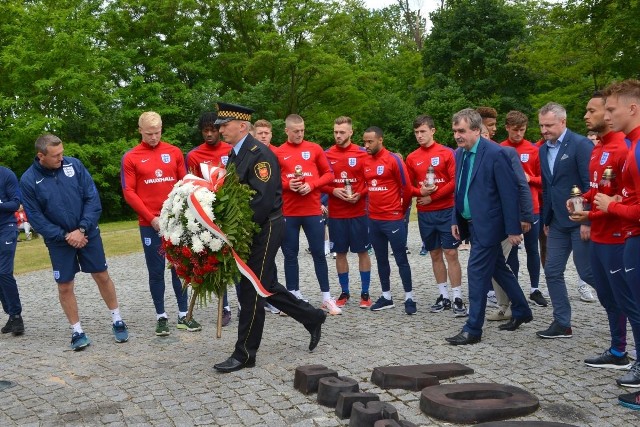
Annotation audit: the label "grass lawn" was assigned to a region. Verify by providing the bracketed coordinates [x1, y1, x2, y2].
[14, 220, 142, 275]
[14, 208, 421, 276]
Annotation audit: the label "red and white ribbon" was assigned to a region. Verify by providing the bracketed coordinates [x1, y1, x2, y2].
[185, 165, 273, 298]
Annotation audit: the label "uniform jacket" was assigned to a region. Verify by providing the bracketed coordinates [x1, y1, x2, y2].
[228, 134, 282, 226]
[452, 138, 520, 247]
[20, 156, 101, 243]
[539, 129, 593, 228]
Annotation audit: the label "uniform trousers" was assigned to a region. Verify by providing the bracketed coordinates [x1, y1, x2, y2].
[233, 215, 326, 363]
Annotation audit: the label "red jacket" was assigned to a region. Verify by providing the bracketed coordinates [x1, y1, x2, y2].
[608, 126, 640, 238]
[405, 142, 455, 212]
[275, 140, 334, 216]
[121, 141, 186, 226]
[364, 148, 412, 221]
[500, 139, 542, 214]
[581, 131, 628, 243]
[320, 143, 368, 219]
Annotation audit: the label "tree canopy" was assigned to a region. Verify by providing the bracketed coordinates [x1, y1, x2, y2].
[0, 0, 635, 219]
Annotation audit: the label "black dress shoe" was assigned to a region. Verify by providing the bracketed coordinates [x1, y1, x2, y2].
[445, 330, 481, 345]
[498, 315, 533, 331]
[213, 357, 256, 373]
[309, 322, 322, 351]
[308, 311, 326, 351]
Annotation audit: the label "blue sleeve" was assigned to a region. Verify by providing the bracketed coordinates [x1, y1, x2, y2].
[0, 168, 20, 213]
[506, 148, 533, 223]
[575, 137, 594, 194]
[495, 150, 521, 235]
[19, 171, 67, 241]
[76, 159, 102, 231]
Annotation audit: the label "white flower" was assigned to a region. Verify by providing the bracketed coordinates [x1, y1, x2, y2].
[200, 230, 213, 243]
[191, 236, 204, 253]
[207, 237, 223, 252]
[170, 230, 182, 245]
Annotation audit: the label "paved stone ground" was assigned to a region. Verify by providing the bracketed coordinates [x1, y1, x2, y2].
[2, 221, 640, 426]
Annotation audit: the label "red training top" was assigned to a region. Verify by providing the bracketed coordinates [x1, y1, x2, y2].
[581, 131, 628, 243]
[275, 140, 334, 216]
[500, 139, 542, 214]
[320, 142, 368, 219]
[185, 141, 233, 176]
[121, 141, 186, 226]
[363, 147, 412, 221]
[405, 142, 455, 212]
[608, 126, 640, 239]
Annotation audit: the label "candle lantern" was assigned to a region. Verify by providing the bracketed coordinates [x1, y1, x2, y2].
[569, 185, 583, 213]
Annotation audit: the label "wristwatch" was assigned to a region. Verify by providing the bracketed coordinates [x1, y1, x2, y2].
[79, 227, 86, 235]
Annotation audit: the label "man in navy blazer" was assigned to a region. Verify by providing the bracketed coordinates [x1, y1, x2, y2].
[447, 109, 533, 345]
[537, 102, 595, 339]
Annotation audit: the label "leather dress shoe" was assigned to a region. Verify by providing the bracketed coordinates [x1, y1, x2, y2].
[309, 312, 327, 351]
[445, 330, 481, 345]
[213, 357, 256, 373]
[498, 315, 533, 331]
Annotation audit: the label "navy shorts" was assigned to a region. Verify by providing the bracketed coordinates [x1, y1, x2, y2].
[47, 230, 108, 283]
[328, 216, 371, 254]
[417, 208, 459, 251]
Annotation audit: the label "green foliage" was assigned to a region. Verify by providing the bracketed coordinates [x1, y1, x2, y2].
[1, 0, 637, 216]
[63, 139, 137, 220]
[205, 164, 260, 299]
[424, 0, 533, 104]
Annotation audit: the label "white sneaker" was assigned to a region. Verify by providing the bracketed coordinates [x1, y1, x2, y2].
[321, 298, 342, 315]
[578, 283, 596, 302]
[26, 232, 32, 241]
[264, 302, 280, 314]
[486, 291, 499, 308]
[295, 290, 309, 303]
[486, 306, 512, 321]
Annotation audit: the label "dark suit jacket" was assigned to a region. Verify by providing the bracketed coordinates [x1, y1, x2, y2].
[538, 129, 593, 228]
[452, 138, 521, 247]
[228, 134, 283, 225]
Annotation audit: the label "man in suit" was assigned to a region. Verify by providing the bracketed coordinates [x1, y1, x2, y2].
[537, 102, 595, 339]
[212, 103, 326, 373]
[447, 109, 533, 345]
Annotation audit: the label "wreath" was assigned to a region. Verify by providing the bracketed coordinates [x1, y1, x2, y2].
[159, 163, 260, 337]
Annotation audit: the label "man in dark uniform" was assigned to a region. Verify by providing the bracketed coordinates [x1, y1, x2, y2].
[213, 102, 327, 373]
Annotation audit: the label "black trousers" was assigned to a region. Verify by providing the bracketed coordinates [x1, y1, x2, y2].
[232, 216, 326, 363]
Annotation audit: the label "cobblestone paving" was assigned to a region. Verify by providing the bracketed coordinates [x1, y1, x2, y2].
[2, 221, 640, 426]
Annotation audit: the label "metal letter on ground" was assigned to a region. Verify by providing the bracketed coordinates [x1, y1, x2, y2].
[420, 383, 539, 423]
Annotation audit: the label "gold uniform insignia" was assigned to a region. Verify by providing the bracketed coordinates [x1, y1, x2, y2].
[255, 162, 271, 182]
